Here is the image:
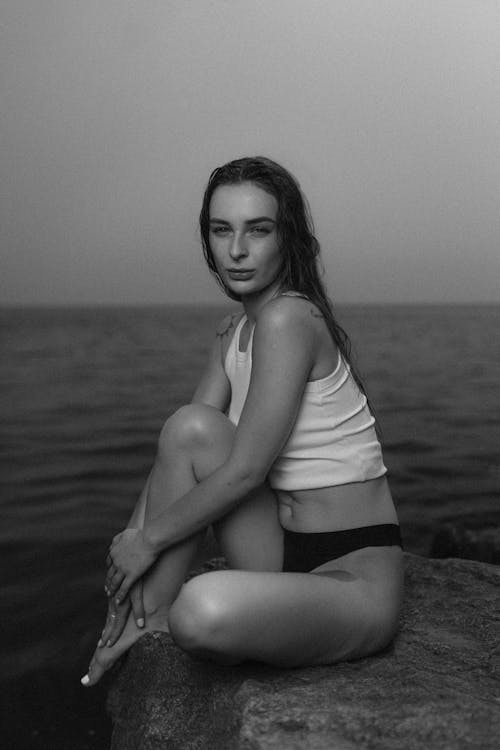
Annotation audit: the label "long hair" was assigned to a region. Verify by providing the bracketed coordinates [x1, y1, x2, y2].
[199, 156, 369, 398]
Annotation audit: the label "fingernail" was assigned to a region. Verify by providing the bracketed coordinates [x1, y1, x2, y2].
[115, 598, 120, 605]
[107, 640, 111, 647]
[137, 618, 144, 628]
[81, 675, 90, 686]
[97, 638, 103, 647]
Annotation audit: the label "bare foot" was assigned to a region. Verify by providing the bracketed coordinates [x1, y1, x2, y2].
[81, 609, 169, 687]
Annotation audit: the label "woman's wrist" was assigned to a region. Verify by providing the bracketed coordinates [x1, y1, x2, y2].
[142, 525, 165, 556]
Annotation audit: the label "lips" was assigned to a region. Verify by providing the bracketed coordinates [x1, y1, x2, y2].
[226, 269, 255, 280]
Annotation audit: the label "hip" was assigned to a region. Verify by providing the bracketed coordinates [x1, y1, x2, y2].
[282, 523, 402, 573]
[275, 476, 399, 533]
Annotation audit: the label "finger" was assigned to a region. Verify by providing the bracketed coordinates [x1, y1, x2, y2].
[104, 564, 117, 594]
[110, 533, 122, 548]
[130, 580, 145, 629]
[114, 575, 133, 605]
[107, 599, 131, 647]
[107, 569, 125, 597]
[104, 564, 121, 592]
[98, 603, 119, 647]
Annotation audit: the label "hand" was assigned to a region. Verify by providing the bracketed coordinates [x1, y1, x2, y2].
[105, 528, 157, 603]
[99, 580, 145, 648]
[99, 595, 130, 648]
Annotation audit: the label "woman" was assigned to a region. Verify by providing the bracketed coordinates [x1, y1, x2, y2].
[82, 156, 403, 686]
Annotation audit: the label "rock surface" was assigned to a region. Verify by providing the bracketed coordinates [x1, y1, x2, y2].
[430, 510, 500, 564]
[108, 554, 500, 749]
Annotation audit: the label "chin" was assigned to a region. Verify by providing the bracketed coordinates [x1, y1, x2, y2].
[226, 280, 258, 294]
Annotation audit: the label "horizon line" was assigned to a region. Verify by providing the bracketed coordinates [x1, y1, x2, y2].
[1, 300, 499, 310]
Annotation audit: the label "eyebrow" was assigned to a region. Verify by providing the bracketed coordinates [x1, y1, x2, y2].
[209, 216, 276, 225]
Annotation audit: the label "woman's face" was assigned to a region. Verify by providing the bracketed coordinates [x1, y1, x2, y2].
[208, 182, 282, 298]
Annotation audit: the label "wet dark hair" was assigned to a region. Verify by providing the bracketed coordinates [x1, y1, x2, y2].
[199, 156, 368, 397]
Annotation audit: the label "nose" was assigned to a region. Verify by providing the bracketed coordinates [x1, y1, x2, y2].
[229, 232, 248, 260]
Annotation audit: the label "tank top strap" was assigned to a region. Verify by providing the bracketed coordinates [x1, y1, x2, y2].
[223, 314, 243, 372]
[235, 313, 248, 350]
[238, 314, 257, 355]
[234, 313, 247, 335]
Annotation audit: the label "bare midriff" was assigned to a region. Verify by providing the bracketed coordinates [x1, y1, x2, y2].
[274, 476, 398, 533]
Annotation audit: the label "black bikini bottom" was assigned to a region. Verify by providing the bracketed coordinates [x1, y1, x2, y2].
[282, 523, 402, 573]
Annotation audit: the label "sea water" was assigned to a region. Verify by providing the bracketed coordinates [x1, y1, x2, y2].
[1, 304, 499, 748]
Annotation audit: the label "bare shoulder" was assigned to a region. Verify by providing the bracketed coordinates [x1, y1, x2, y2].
[255, 296, 339, 380]
[255, 294, 324, 338]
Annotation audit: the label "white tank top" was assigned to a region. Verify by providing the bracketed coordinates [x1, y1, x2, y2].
[224, 310, 387, 490]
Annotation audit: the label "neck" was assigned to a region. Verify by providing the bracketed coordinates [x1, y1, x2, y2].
[241, 279, 282, 323]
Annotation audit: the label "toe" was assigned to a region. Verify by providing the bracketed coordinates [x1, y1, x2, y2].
[83, 650, 107, 686]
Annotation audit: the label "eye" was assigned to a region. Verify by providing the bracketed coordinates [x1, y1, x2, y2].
[250, 226, 271, 236]
[211, 225, 230, 236]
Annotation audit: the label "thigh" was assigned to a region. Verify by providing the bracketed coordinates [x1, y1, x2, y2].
[213, 483, 284, 572]
[181, 405, 283, 572]
[171, 567, 399, 667]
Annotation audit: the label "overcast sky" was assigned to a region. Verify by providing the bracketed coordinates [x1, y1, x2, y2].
[2, 1, 499, 305]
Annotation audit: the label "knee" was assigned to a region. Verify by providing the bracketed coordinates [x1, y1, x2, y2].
[168, 574, 231, 655]
[158, 404, 218, 456]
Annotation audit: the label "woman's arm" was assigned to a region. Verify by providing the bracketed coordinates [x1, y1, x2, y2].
[124, 312, 237, 534]
[190, 313, 238, 410]
[104, 316, 235, 614]
[109, 299, 317, 600]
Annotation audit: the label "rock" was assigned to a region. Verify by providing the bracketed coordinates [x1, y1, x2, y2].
[430, 511, 500, 564]
[108, 554, 500, 749]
